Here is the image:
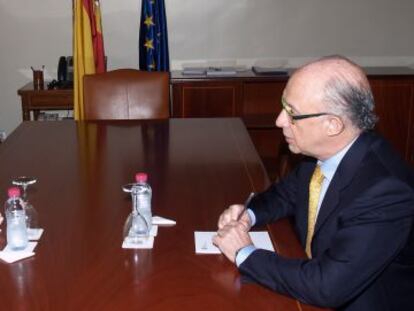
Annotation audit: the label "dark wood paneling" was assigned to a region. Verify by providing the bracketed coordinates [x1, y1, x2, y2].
[248, 128, 283, 158]
[370, 79, 413, 160]
[248, 128, 284, 181]
[243, 81, 285, 116]
[172, 82, 242, 118]
[171, 76, 288, 180]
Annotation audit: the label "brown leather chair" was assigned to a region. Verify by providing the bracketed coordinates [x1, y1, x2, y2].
[83, 69, 169, 120]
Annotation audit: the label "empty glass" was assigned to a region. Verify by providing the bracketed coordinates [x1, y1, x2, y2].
[123, 185, 149, 244]
[12, 176, 39, 229]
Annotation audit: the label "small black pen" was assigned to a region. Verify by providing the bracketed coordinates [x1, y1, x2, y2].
[237, 192, 255, 221]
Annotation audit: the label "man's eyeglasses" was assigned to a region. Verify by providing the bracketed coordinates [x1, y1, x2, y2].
[281, 98, 331, 124]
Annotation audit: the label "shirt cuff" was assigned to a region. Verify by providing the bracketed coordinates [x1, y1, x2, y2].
[235, 244, 257, 267]
[247, 209, 256, 226]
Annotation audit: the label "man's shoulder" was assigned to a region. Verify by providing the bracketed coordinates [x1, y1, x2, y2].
[353, 131, 414, 189]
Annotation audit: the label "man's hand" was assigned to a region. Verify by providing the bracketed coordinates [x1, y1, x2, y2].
[213, 220, 253, 263]
[217, 204, 252, 230]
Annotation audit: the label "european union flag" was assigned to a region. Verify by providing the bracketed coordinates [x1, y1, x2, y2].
[139, 0, 170, 71]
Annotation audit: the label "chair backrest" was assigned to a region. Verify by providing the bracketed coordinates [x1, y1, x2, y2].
[83, 69, 169, 120]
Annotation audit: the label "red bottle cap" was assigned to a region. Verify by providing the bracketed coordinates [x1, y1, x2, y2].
[7, 187, 21, 198]
[135, 172, 148, 183]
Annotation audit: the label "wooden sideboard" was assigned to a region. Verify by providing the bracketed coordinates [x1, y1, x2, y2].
[170, 68, 414, 179]
[170, 71, 288, 180]
[17, 83, 73, 121]
[17, 67, 414, 178]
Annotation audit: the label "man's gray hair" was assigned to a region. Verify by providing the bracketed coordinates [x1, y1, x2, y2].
[317, 55, 378, 131]
[323, 77, 378, 131]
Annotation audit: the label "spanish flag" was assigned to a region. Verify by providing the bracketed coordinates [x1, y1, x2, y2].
[73, 0, 106, 120]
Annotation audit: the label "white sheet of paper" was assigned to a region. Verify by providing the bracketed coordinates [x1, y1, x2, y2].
[122, 225, 158, 249]
[152, 216, 176, 226]
[0, 242, 37, 263]
[194, 231, 275, 254]
[28, 228, 44, 241]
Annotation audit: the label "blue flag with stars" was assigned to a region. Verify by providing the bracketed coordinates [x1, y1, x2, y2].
[139, 0, 170, 71]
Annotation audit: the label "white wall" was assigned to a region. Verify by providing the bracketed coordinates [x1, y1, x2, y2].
[0, 1, 73, 135]
[1, 0, 414, 135]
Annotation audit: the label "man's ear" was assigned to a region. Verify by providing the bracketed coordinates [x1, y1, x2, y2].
[325, 116, 344, 136]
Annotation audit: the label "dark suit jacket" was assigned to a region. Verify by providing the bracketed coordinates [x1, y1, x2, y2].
[240, 132, 414, 311]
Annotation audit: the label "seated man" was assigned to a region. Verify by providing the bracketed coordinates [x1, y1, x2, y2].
[213, 55, 414, 311]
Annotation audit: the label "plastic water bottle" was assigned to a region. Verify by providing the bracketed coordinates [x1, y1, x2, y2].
[134, 172, 152, 233]
[4, 187, 28, 250]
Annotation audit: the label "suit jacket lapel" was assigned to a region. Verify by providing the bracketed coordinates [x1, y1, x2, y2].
[314, 132, 375, 234]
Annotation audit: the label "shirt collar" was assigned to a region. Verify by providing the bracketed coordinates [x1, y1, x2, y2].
[318, 136, 359, 182]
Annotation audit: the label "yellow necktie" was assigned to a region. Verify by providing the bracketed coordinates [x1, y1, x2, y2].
[305, 165, 324, 258]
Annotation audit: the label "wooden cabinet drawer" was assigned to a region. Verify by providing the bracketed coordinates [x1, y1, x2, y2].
[29, 93, 72, 108]
[172, 82, 242, 117]
[243, 81, 285, 116]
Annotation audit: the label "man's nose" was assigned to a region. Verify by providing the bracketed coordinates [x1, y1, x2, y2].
[275, 110, 289, 128]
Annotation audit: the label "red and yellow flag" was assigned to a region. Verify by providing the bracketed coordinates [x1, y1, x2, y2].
[73, 0, 106, 120]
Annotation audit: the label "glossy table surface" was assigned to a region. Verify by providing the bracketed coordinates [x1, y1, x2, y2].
[0, 118, 327, 310]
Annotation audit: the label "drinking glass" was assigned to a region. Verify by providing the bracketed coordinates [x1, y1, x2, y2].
[12, 176, 39, 229]
[123, 184, 149, 244]
[123, 212, 149, 244]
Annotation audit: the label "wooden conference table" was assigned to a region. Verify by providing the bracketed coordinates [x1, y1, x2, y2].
[0, 118, 328, 311]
